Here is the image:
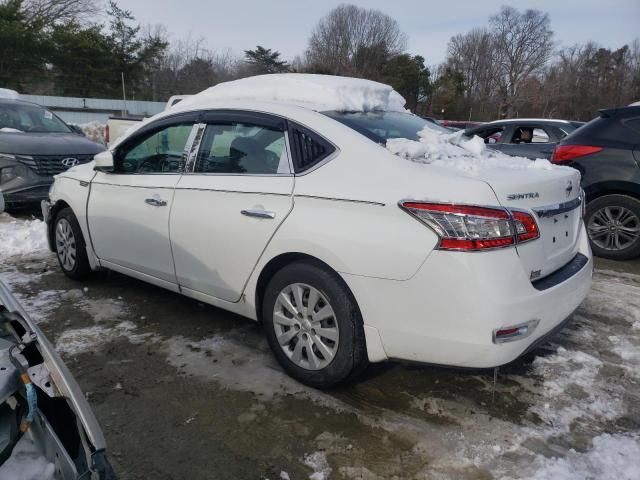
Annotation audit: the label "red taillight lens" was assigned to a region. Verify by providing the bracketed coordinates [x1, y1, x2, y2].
[400, 202, 539, 251]
[512, 210, 539, 243]
[551, 145, 603, 163]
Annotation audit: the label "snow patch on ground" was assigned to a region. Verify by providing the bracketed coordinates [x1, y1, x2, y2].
[0, 435, 55, 480]
[303, 451, 332, 480]
[523, 434, 640, 480]
[0, 214, 48, 260]
[165, 333, 336, 403]
[56, 320, 154, 355]
[177, 73, 407, 113]
[386, 128, 555, 174]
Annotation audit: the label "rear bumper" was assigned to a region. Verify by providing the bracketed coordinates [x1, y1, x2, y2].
[343, 225, 593, 367]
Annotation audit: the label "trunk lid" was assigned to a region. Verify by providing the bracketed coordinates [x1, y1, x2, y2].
[479, 166, 583, 280]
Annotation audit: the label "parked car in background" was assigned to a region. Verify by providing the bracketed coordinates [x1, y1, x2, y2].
[105, 95, 192, 147]
[0, 98, 105, 211]
[440, 120, 484, 130]
[551, 105, 640, 260]
[43, 74, 591, 388]
[465, 119, 585, 160]
[0, 281, 115, 479]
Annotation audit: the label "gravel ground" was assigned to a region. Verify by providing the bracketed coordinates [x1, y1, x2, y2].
[1, 213, 639, 480]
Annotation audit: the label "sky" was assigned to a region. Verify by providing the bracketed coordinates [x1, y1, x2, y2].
[116, 0, 640, 65]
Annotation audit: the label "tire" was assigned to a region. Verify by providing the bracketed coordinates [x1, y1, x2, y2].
[585, 194, 640, 260]
[53, 208, 92, 280]
[262, 260, 368, 389]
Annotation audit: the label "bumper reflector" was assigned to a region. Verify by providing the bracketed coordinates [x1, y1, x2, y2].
[492, 319, 540, 344]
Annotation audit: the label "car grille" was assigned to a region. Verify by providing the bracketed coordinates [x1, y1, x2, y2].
[19, 154, 96, 176]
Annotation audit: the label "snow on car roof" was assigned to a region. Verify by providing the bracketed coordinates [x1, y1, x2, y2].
[176, 74, 407, 113]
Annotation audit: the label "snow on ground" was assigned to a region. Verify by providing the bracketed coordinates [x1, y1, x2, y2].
[0, 213, 48, 260]
[176, 73, 407, 113]
[387, 127, 555, 173]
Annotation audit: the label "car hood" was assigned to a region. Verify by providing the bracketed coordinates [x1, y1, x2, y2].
[0, 131, 105, 155]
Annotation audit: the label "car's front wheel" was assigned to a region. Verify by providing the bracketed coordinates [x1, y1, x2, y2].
[586, 194, 640, 260]
[262, 261, 368, 388]
[54, 208, 92, 280]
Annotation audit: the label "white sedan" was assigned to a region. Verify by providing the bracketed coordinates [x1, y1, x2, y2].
[42, 74, 592, 388]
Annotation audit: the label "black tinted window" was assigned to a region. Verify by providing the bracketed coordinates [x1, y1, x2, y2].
[289, 124, 335, 173]
[623, 118, 640, 134]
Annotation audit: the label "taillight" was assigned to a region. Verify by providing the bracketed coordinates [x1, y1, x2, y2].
[551, 145, 602, 163]
[400, 202, 539, 251]
[104, 124, 110, 144]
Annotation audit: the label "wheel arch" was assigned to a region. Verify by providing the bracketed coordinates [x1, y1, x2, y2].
[47, 199, 71, 251]
[253, 252, 359, 325]
[584, 181, 640, 203]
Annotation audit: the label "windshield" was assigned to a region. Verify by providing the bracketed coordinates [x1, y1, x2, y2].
[323, 111, 451, 143]
[0, 102, 71, 133]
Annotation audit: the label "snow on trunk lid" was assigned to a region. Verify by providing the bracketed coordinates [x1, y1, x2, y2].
[387, 128, 584, 280]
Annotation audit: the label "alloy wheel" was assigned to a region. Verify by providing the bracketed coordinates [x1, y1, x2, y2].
[587, 205, 640, 251]
[56, 218, 77, 271]
[272, 283, 340, 371]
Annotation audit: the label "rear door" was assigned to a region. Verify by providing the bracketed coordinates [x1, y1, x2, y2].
[88, 113, 198, 285]
[170, 111, 294, 302]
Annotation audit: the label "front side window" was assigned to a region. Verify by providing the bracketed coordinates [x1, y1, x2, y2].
[117, 123, 194, 173]
[194, 122, 288, 174]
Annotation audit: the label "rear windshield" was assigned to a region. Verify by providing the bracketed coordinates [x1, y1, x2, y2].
[323, 111, 451, 143]
[0, 102, 71, 133]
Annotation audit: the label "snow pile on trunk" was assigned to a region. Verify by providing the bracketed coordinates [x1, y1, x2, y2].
[0, 214, 48, 260]
[178, 74, 407, 113]
[386, 128, 554, 174]
[0, 88, 20, 100]
[73, 121, 106, 145]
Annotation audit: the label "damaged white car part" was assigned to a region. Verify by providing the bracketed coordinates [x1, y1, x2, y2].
[0, 281, 115, 479]
[43, 73, 592, 389]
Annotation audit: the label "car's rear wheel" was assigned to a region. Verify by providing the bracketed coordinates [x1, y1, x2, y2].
[54, 208, 92, 280]
[262, 260, 368, 388]
[586, 194, 640, 260]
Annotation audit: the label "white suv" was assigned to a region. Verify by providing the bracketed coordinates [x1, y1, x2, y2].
[42, 74, 592, 388]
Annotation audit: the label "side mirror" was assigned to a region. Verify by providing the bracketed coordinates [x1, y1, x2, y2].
[94, 150, 114, 172]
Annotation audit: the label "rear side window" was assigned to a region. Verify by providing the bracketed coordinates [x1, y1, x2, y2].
[195, 122, 288, 174]
[288, 124, 335, 173]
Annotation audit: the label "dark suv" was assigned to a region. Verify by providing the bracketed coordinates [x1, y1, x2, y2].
[0, 98, 105, 210]
[552, 105, 640, 260]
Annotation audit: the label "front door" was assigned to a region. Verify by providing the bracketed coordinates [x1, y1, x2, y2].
[88, 115, 198, 284]
[170, 111, 294, 302]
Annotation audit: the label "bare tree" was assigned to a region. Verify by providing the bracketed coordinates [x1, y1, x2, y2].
[490, 6, 554, 117]
[24, 0, 99, 24]
[306, 4, 407, 78]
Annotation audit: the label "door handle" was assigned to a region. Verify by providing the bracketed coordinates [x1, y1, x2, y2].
[241, 209, 276, 219]
[145, 197, 167, 207]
